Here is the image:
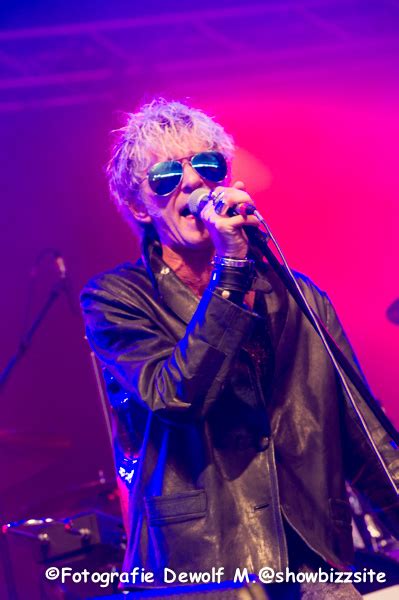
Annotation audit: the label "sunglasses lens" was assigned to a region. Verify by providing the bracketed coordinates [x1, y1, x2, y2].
[191, 152, 227, 182]
[147, 152, 227, 195]
[148, 160, 183, 196]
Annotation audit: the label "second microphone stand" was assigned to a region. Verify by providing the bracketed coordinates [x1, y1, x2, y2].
[0, 277, 68, 393]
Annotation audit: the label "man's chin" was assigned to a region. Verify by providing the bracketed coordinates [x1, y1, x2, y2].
[185, 234, 213, 250]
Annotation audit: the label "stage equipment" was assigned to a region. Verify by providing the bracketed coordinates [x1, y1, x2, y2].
[347, 484, 399, 594]
[90, 581, 269, 599]
[0, 248, 72, 391]
[0, 511, 125, 599]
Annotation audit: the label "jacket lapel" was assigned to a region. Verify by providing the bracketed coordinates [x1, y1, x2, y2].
[144, 239, 200, 325]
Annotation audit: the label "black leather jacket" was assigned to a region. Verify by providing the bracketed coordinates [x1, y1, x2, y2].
[80, 237, 399, 586]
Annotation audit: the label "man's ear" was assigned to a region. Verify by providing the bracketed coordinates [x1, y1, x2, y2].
[126, 198, 152, 224]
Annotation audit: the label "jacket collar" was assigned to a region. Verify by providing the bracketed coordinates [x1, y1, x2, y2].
[140, 232, 291, 343]
[141, 233, 200, 325]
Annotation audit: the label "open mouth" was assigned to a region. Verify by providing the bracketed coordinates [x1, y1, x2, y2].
[179, 206, 192, 217]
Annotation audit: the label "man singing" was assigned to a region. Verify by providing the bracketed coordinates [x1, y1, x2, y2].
[80, 99, 399, 598]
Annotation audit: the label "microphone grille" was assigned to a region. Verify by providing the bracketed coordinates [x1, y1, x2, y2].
[188, 187, 210, 216]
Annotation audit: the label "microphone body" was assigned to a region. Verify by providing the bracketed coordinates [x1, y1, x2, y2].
[188, 188, 256, 218]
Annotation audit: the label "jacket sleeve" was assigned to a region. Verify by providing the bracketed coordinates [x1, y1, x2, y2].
[323, 294, 399, 538]
[80, 273, 260, 418]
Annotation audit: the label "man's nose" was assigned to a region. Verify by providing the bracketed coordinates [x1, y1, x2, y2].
[180, 160, 203, 192]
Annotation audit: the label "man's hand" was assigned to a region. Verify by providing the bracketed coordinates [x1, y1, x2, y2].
[199, 181, 259, 258]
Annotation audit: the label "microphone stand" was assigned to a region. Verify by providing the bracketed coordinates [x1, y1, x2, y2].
[0, 278, 67, 392]
[247, 212, 399, 495]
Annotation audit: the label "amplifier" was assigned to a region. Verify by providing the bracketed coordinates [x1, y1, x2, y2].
[0, 511, 124, 599]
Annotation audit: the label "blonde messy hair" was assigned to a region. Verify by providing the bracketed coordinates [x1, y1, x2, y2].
[107, 98, 235, 230]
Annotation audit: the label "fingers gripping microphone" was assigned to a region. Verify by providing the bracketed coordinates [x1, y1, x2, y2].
[188, 188, 256, 217]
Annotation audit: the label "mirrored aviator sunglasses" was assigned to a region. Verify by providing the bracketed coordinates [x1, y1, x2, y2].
[147, 151, 228, 196]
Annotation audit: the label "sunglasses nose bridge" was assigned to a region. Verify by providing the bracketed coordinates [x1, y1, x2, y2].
[181, 158, 204, 187]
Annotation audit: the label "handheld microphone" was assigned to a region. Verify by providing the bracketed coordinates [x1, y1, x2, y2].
[188, 188, 256, 217]
[30, 248, 67, 279]
[54, 253, 67, 279]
